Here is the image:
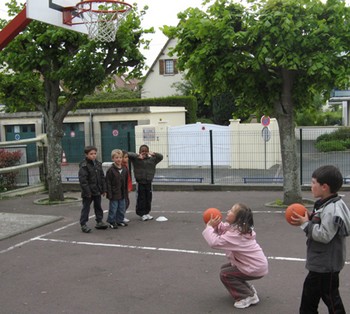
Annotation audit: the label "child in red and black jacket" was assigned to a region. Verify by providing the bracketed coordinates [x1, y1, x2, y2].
[105, 149, 129, 228]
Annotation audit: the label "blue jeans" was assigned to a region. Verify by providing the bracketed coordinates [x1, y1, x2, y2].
[107, 199, 126, 224]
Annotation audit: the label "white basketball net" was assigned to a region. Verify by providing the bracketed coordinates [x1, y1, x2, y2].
[76, 1, 132, 42]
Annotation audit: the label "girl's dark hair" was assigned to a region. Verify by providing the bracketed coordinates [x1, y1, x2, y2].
[233, 203, 254, 234]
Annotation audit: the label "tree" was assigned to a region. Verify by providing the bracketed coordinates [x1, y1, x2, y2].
[164, 0, 350, 204]
[0, 0, 153, 201]
[173, 80, 239, 124]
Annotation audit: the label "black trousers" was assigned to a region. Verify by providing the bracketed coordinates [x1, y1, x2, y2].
[300, 271, 346, 314]
[79, 195, 104, 226]
[136, 182, 152, 217]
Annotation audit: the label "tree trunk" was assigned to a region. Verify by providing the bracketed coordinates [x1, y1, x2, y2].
[275, 69, 303, 205]
[45, 117, 65, 201]
[41, 79, 68, 202]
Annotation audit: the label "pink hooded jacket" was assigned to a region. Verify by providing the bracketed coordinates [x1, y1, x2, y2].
[202, 222, 268, 277]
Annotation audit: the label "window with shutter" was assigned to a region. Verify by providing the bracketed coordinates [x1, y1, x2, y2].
[159, 59, 179, 75]
[174, 59, 178, 74]
[159, 59, 165, 74]
[165, 59, 174, 74]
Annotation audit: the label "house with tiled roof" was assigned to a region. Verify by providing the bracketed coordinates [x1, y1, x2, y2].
[141, 37, 185, 98]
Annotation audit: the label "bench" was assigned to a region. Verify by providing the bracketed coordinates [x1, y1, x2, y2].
[153, 176, 204, 183]
[243, 177, 283, 184]
[65, 176, 79, 182]
[344, 178, 350, 184]
[64, 176, 204, 183]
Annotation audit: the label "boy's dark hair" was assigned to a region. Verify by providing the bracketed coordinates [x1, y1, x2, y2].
[234, 203, 254, 234]
[84, 146, 97, 154]
[139, 144, 149, 153]
[312, 165, 343, 193]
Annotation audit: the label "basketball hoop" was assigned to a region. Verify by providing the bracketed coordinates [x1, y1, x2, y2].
[63, 0, 132, 42]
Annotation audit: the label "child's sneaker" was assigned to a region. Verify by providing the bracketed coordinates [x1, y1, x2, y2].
[81, 225, 92, 233]
[234, 294, 259, 309]
[95, 221, 108, 229]
[117, 222, 128, 227]
[123, 218, 130, 223]
[146, 214, 153, 220]
[109, 223, 118, 229]
[141, 215, 148, 221]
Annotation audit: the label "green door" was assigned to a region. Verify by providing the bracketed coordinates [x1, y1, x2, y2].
[62, 123, 85, 163]
[101, 121, 137, 162]
[5, 124, 36, 162]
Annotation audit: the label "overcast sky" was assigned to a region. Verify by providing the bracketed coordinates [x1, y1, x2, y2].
[0, 1, 205, 68]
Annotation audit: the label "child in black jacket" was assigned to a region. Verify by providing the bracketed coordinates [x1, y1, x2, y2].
[78, 146, 108, 233]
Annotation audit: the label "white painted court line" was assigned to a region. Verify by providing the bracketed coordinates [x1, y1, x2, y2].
[36, 236, 308, 262]
[1, 210, 349, 265]
[0, 221, 78, 254]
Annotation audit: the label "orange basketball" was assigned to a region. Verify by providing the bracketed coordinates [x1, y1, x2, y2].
[203, 207, 222, 224]
[285, 203, 307, 225]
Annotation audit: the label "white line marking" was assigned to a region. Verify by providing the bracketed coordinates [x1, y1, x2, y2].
[37, 237, 225, 255]
[2, 211, 349, 266]
[37, 237, 309, 262]
[151, 211, 284, 214]
[0, 221, 78, 254]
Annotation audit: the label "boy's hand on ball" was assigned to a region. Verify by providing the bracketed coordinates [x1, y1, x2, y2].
[291, 210, 309, 225]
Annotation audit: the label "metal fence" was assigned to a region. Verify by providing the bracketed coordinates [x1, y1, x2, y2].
[1, 128, 349, 190]
[60, 128, 350, 186]
[0, 136, 45, 192]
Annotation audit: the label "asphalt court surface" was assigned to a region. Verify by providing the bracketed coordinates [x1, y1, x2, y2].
[1, 190, 350, 314]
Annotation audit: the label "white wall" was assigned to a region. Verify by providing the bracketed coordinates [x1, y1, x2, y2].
[134, 119, 282, 170]
[142, 38, 185, 99]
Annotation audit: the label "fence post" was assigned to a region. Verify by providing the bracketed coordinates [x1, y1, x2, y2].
[210, 130, 214, 184]
[299, 128, 303, 185]
[38, 145, 48, 189]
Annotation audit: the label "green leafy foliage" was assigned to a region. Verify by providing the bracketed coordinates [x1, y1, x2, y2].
[163, 0, 350, 204]
[296, 108, 342, 126]
[83, 88, 141, 101]
[164, 0, 350, 113]
[78, 96, 198, 123]
[315, 127, 350, 151]
[0, 1, 153, 200]
[0, 149, 22, 191]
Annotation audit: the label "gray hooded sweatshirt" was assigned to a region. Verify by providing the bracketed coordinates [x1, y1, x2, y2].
[304, 195, 350, 273]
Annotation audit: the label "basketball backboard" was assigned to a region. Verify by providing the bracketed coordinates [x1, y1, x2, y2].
[26, 0, 88, 34]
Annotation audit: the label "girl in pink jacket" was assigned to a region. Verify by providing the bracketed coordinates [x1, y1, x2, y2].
[202, 203, 268, 309]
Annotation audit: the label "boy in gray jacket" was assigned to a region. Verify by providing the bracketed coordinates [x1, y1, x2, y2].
[128, 145, 163, 221]
[292, 165, 350, 313]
